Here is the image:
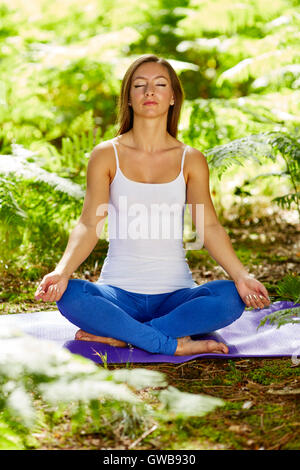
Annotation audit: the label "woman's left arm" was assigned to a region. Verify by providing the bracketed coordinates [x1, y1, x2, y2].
[186, 148, 270, 310]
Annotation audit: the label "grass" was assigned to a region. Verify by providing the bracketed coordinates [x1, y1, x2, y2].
[26, 357, 300, 450]
[118, 357, 300, 450]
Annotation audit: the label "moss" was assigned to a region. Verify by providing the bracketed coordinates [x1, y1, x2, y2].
[249, 360, 300, 385]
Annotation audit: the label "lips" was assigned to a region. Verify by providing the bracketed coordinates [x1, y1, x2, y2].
[144, 101, 157, 105]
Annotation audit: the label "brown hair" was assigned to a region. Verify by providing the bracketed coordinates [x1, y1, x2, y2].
[115, 54, 185, 138]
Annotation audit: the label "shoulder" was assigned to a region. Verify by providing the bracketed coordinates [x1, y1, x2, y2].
[87, 139, 115, 174]
[89, 139, 115, 160]
[185, 146, 209, 182]
[185, 145, 207, 163]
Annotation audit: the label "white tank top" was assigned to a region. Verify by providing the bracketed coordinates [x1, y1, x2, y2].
[96, 138, 198, 294]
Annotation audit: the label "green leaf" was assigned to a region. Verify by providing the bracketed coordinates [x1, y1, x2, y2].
[0, 420, 25, 450]
[111, 368, 168, 390]
[158, 386, 225, 417]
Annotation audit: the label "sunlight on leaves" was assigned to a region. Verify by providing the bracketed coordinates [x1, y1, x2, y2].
[158, 386, 225, 417]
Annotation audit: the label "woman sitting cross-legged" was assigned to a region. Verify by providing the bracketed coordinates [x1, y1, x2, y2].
[34, 54, 270, 356]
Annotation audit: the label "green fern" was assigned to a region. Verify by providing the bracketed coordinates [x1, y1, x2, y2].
[276, 274, 300, 304]
[68, 110, 95, 136]
[272, 192, 300, 211]
[0, 177, 28, 227]
[61, 127, 102, 172]
[264, 132, 300, 218]
[0, 152, 85, 268]
[258, 274, 300, 329]
[205, 130, 300, 220]
[1, 150, 85, 200]
[258, 306, 300, 330]
[205, 132, 275, 179]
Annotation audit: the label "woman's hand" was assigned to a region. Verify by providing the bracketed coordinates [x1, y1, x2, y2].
[234, 275, 271, 310]
[34, 272, 69, 303]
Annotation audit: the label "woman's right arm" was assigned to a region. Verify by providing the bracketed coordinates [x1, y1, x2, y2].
[34, 143, 111, 302]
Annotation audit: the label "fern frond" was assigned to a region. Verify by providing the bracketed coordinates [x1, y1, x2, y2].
[217, 47, 299, 86]
[61, 127, 101, 169]
[68, 110, 95, 136]
[276, 274, 300, 304]
[258, 306, 300, 330]
[0, 150, 85, 200]
[251, 64, 300, 91]
[245, 171, 289, 183]
[0, 177, 28, 226]
[205, 133, 275, 179]
[263, 131, 300, 158]
[258, 276, 300, 329]
[272, 192, 300, 210]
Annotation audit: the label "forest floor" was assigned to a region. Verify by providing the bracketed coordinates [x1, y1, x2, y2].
[1, 214, 299, 450]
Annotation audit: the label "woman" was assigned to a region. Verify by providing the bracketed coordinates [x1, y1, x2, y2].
[34, 54, 270, 356]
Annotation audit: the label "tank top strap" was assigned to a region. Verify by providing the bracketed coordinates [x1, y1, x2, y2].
[181, 145, 188, 172]
[111, 140, 188, 176]
[111, 140, 120, 169]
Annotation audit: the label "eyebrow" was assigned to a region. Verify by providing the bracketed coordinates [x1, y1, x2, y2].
[133, 75, 169, 81]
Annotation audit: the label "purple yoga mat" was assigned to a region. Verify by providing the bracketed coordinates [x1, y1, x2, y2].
[0, 301, 299, 364]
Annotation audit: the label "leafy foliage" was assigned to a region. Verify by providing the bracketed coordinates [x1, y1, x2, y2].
[276, 274, 300, 304]
[205, 130, 300, 218]
[258, 274, 300, 329]
[0, 326, 224, 449]
[258, 306, 300, 330]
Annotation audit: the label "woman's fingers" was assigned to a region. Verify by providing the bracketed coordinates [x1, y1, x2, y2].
[260, 285, 270, 301]
[35, 277, 51, 299]
[37, 284, 61, 302]
[245, 293, 270, 309]
[35, 272, 69, 302]
[44, 285, 56, 302]
[248, 294, 260, 309]
[46, 285, 61, 302]
[34, 285, 46, 300]
[258, 292, 271, 307]
[253, 294, 265, 309]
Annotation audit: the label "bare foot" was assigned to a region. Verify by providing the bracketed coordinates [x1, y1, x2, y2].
[174, 336, 229, 356]
[75, 329, 127, 348]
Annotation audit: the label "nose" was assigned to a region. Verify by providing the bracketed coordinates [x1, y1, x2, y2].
[145, 84, 155, 96]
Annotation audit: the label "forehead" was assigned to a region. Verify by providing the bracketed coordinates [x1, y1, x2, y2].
[132, 63, 170, 81]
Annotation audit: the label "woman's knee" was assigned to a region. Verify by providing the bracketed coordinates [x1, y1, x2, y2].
[56, 278, 86, 311]
[226, 281, 246, 321]
[56, 279, 107, 321]
[209, 280, 245, 322]
[56, 279, 91, 326]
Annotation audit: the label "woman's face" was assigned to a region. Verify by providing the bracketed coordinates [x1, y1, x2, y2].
[129, 62, 174, 116]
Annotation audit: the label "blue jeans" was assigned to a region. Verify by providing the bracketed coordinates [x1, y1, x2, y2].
[56, 279, 245, 355]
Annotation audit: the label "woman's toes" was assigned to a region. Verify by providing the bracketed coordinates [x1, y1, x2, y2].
[75, 329, 97, 342]
[75, 329, 85, 340]
[112, 340, 127, 348]
[208, 340, 228, 354]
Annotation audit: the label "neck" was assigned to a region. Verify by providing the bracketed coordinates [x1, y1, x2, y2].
[127, 115, 172, 153]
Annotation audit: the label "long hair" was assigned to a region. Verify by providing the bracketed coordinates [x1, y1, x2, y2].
[115, 54, 185, 138]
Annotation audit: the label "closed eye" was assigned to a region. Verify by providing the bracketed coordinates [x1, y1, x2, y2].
[134, 84, 166, 87]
